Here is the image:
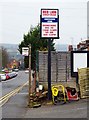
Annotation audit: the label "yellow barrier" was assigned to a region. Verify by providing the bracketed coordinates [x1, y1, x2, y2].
[52, 87, 58, 97]
[52, 84, 67, 104]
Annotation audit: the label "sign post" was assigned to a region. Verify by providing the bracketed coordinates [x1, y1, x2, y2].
[40, 9, 59, 100]
[48, 38, 52, 100]
[22, 45, 33, 107]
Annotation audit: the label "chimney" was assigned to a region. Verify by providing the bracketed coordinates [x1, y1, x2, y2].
[68, 45, 73, 51]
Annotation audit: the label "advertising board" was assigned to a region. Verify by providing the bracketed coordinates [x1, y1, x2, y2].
[71, 51, 89, 77]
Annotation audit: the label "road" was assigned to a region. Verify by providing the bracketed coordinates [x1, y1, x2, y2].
[25, 99, 88, 119]
[0, 71, 88, 119]
[1, 71, 28, 96]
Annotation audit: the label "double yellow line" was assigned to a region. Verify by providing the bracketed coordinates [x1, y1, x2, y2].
[0, 81, 28, 107]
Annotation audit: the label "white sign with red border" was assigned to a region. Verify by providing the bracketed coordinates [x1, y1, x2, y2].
[40, 9, 59, 39]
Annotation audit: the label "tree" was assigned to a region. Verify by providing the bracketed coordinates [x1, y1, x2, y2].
[0, 47, 9, 68]
[18, 24, 55, 70]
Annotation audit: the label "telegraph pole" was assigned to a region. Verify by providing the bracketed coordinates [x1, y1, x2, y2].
[28, 44, 33, 107]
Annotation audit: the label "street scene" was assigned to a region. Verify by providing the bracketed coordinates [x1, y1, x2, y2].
[0, 71, 88, 118]
[0, 0, 89, 120]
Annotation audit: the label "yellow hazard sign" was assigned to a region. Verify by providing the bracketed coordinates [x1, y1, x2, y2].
[52, 87, 58, 96]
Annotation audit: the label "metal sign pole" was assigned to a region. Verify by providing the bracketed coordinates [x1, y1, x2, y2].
[48, 39, 52, 100]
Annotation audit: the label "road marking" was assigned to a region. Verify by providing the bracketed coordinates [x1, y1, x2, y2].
[0, 81, 28, 107]
[17, 93, 28, 95]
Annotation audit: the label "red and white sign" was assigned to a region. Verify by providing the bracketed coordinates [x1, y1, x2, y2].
[42, 23, 57, 38]
[40, 9, 59, 39]
[42, 9, 58, 18]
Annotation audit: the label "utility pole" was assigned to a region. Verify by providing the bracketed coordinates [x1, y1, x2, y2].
[28, 44, 33, 107]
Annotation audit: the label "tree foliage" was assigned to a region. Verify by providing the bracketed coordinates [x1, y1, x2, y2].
[0, 47, 9, 68]
[18, 24, 55, 70]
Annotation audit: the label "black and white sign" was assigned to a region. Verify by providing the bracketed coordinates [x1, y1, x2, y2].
[40, 9, 59, 39]
[22, 47, 29, 56]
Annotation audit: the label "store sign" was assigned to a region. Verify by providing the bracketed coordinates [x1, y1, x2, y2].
[22, 47, 29, 56]
[40, 9, 59, 39]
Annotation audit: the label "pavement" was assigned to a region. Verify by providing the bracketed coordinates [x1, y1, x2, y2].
[1, 84, 89, 119]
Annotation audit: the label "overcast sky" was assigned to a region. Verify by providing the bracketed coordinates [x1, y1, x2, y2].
[0, 0, 88, 45]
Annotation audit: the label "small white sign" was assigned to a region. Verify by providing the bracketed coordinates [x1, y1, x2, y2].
[22, 47, 29, 56]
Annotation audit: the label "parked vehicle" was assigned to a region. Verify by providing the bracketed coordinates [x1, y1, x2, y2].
[7, 72, 18, 79]
[13, 68, 19, 72]
[6, 74, 10, 80]
[0, 71, 18, 81]
[0, 74, 6, 81]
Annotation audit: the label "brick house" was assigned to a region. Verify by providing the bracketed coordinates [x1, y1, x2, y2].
[77, 40, 89, 51]
[7, 59, 20, 69]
